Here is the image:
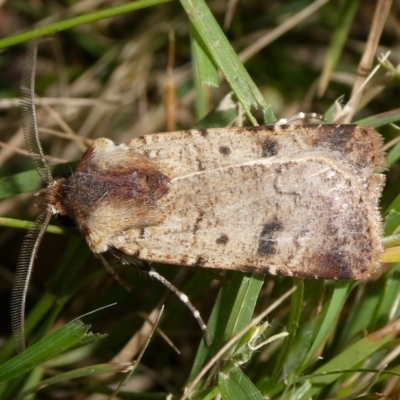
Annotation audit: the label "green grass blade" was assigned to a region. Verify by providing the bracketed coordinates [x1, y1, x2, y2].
[191, 23, 219, 88]
[386, 140, 400, 168]
[384, 210, 400, 235]
[0, 0, 173, 49]
[219, 366, 264, 400]
[0, 162, 78, 200]
[304, 322, 400, 397]
[270, 279, 304, 384]
[356, 108, 400, 128]
[299, 281, 354, 371]
[17, 362, 130, 399]
[179, 0, 269, 125]
[318, 0, 360, 94]
[188, 272, 264, 385]
[0, 217, 76, 236]
[0, 320, 105, 382]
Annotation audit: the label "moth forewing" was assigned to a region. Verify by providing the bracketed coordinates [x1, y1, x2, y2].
[109, 151, 383, 280]
[127, 124, 384, 181]
[71, 123, 384, 281]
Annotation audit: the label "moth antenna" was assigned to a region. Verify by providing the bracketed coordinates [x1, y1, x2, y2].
[20, 41, 53, 184]
[11, 210, 52, 353]
[11, 41, 54, 353]
[146, 269, 212, 346]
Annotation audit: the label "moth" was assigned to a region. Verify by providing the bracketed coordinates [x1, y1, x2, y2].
[11, 42, 385, 353]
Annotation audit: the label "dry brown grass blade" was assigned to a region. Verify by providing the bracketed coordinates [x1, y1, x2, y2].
[337, 0, 393, 123]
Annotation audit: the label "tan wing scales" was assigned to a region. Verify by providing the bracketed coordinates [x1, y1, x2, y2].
[112, 151, 382, 280]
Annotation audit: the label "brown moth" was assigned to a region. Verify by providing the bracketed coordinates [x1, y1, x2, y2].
[69, 125, 384, 279]
[11, 42, 385, 353]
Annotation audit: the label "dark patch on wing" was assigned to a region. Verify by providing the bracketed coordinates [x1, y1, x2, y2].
[237, 265, 259, 273]
[219, 145, 231, 155]
[216, 234, 229, 245]
[199, 129, 209, 137]
[194, 255, 207, 266]
[260, 138, 279, 157]
[179, 255, 189, 265]
[276, 124, 290, 130]
[309, 124, 356, 155]
[258, 221, 284, 256]
[325, 125, 356, 152]
[314, 250, 352, 279]
[197, 158, 205, 171]
[193, 211, 205, 233]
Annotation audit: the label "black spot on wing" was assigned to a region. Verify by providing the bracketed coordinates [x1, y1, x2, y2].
[258, 221, 284, 256]
[261, 138, 279, 157]
[219, 145, 231, 155]
[199, 129, 209, 137]
[325, 125, 356, 151]
[193, 211, 205, 233]
[194, 255, 207, 266]
[313, 250, 352, 279]
[216, 234, 229, 244]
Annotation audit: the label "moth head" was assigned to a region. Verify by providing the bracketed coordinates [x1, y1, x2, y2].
[10, 42, 60, 353]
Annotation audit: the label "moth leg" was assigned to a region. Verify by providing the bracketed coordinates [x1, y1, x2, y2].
[97, 253, 133, 292]
[275, 112, 325, 125]
[143, 267, 212, 346]
[107, 250, 212, 345]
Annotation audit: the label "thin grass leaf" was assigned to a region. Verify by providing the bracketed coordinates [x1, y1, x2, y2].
[179, 0, 270, 125]
[196, 386, 221, 400]
[219, 366, 264, 400]
[276, 280, 325, 378]
[383, 234, 400, 249]
[195, 94, 241, 128]
[191, 24, 219, 88]
[356, 108, 400, 128]
[382, 249, 400, 263]
[0, 291, 59, 366]
[29, 239, 91, 346]
[0, 0, 173, 49]
[0, 162, 78, 200]
[304, 320, 400, 397]
[318, 0, 360, 95]
[17, 362, 131, 399]
[386, 140, 400, 168]
[299, 281, 354, 371]
[18, 366, 44, 400]
[337, 285, 381, 348]
[270, 279, 304, 384]
[0, 217, 74, 236]
[0, 320, 105, 382]
[188, 272, 264, 385]
[383, 210, 400, 235]
[369, 265, 400, 329]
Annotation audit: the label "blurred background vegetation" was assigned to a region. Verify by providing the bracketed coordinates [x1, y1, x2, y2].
[0, 0, 400, 399]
